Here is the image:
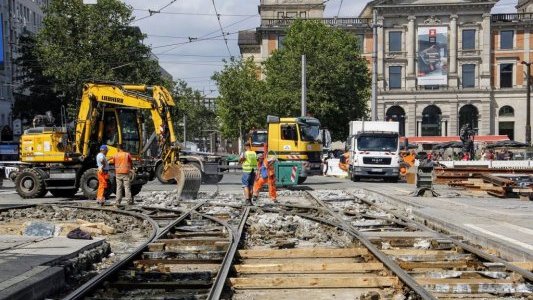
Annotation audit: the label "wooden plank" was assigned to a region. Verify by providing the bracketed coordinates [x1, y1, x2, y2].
[155, 238, 229, 245]
[382, 249, 458, 256]
[238, 248, 368, 259]
[229, 276, 398, 289]
[398, 261, 474, 270]
[418, 278, 515, 285]
[510, 261, 533, 271]
[234, 262, 384, 274]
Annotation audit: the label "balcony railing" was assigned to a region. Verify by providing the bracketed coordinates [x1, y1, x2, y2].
[491, 13, 533, 23]
[260, 18, 372, 29]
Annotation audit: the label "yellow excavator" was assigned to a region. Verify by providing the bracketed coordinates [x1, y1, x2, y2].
[16, 81, 201, 199]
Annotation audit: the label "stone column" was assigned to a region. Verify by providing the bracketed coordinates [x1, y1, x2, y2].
[449, 15, 458, 74]
[407, 16, 416, 76]
[480, 13, 491, 88]
[406, 16, 416, 89]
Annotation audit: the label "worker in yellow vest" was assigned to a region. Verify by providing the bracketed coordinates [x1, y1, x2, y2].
[239, 143, 257, 205]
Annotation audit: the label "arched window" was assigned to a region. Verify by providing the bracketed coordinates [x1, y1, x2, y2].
[499, 105, 514, 117]
[459, 104, 479, 131]
[421, 105, 442, 136]
[385, 106, 406, 136]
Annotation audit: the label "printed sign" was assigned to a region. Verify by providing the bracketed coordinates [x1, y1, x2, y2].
[417, 27, 448, 85]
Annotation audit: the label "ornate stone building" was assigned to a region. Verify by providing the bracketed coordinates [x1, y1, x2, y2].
[239, 0, 533, 143]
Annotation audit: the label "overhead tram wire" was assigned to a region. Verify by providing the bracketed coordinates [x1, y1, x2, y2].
[131, 0, 180, 23]
[132, 9, 256, 17]
[211, 0, 232, 57]
[336, 0, 344, 18]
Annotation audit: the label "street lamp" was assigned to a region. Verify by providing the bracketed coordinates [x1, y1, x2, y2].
[521, 61, 531, 145]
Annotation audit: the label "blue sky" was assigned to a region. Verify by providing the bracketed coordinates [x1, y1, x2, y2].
[124, 0, 517, 95]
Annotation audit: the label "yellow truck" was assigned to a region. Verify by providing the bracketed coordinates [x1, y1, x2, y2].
[13, 82, 200, 199]
[266, 115, 323, 184]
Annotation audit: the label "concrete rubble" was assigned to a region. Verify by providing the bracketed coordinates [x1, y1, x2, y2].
[245, 212, 354, 248]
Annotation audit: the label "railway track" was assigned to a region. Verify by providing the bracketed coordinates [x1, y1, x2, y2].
[3, 186, 531, 299]
[233, 190, 532, 299]
[64, 201, 247, 300]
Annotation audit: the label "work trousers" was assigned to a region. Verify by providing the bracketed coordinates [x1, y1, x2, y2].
[253, 175, 277, 201]
[97, 170, 109, 202]
[115, 173, 132, 204]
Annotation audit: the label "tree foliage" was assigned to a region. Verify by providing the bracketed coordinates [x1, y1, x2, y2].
[13, 31, 62, 122]
[212, 58, 267, 139]
[25, 0, 165, 117]
[263, 20, 370, 140]
[172, 80, 217, 143]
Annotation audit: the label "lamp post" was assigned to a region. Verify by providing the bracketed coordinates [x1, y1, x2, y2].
[521, 61, 531, 145]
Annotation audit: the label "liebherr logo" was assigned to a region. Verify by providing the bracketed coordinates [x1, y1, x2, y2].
[102, 96, 124, 104]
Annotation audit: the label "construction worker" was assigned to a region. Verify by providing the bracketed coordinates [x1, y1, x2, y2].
[252, 152, 277, 204]
[239, 143, 257, 205]
[110, 144, 133, 206]
[96, 145, 109, 206]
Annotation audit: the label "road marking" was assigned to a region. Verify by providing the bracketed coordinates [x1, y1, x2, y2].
[464, 223, 533, 251]
[0, 190, 16, 195]
[501, 222, 533, 236]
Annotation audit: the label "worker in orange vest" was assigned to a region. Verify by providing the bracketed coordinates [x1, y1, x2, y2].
[252, 146, 277, 204]
[110, 144, 133, 206]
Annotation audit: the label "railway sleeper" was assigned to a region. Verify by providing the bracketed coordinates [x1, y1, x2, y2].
[419, 278, 532, 294]
[142, 250, 226, 260]
[116, 269, 214, 282]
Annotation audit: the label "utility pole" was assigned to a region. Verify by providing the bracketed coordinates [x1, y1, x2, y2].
[371, 9, 380, 121]
[183, 115, 187, 145]
[522, 61, 531, 145]
[301, 54, 307, 117]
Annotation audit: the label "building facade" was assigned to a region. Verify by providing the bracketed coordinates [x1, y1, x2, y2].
[0, 0, 48, 139]
[239, 0, 533, 143]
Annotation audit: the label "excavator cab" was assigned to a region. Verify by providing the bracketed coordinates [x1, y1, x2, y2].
[100, 108, 142, 158]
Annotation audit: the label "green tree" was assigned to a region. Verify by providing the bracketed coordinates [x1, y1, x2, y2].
[212, 58, 267, 139]
[172, 80, 217, 145]
[35, 0, 164, 116]
[263, 20, 370, 140]
[13, 31, 62, 122]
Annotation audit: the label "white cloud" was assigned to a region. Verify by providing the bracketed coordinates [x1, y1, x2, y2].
[123, 0, 514, 95]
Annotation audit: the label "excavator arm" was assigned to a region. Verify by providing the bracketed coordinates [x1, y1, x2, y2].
[75, 82, 201, 199]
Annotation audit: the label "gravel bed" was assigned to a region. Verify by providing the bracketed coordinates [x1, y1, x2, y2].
[244, 212, 355, 249]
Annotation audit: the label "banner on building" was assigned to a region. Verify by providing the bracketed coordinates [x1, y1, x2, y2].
[417, 27, 448, 85]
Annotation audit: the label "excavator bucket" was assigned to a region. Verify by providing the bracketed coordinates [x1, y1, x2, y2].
[161, 163, 202, 200]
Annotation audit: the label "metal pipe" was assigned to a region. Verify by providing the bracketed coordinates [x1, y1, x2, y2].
[301, 55, 307, 117]
[523, 61, 531, 145]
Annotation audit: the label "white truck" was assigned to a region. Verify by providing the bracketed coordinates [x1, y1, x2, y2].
[347, 121, 400, 182]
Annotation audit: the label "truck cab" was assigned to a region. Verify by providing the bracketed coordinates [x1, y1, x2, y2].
[348, 121, 400, 182]
[267, 115, 322, 182]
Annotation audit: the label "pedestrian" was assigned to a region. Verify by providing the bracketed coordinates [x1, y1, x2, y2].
[239, 143, 257, 205]
[110, 144, 133, 206]
[252, 153, 277, 204]
[96, 145, 109, 206]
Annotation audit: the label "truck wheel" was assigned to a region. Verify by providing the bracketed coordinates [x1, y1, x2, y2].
[297, 176, 307, 184]
[49, 189, 78, 198]
[155, 163, 176, 184]
[80, 168, 99, 199]
[131, 184, 142, 196]
[351, 174, 360, 182]
[204, 174, 223, 184]
[385, 177, 399, 183]
[16, 169, 47, 199]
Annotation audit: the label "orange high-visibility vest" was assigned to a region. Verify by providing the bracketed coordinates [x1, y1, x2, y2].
[114, 152, 132, 174]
